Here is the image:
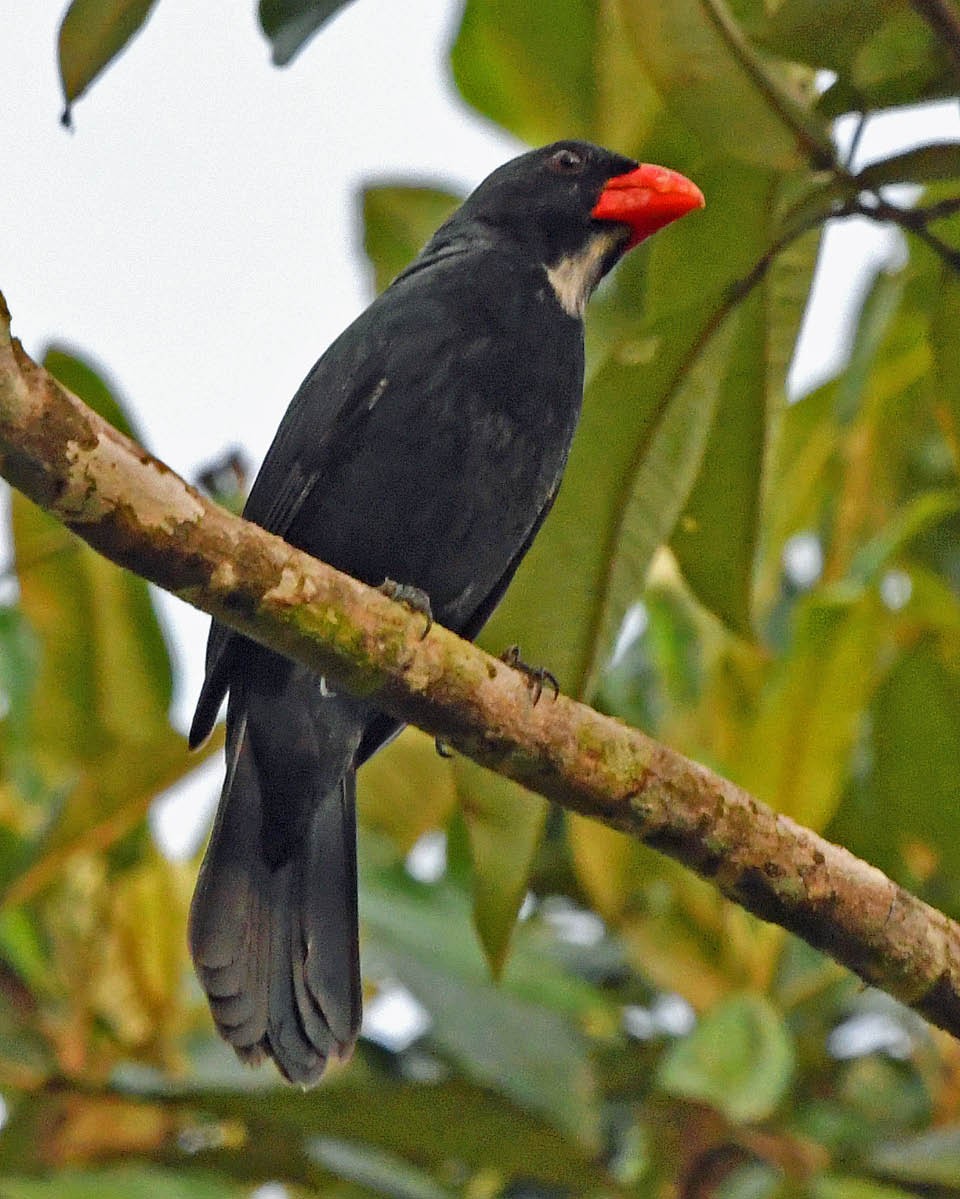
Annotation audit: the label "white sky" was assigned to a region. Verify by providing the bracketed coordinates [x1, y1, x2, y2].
[3, 3, 959, 850]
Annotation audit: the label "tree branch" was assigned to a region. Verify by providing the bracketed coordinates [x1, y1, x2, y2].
[2, 289, 960, 1040]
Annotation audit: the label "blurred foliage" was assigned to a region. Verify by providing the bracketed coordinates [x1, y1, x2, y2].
[23, 0, 960, 1194]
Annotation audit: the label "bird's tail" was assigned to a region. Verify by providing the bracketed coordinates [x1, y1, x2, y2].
[188, 709, 362, 1085]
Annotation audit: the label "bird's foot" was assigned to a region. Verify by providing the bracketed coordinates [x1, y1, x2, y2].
[500, 644, 559, 705]
[380, 579, 433, 638]
[435, 736, 454, 758]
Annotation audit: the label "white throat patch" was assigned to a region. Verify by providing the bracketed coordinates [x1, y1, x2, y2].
[545, 228, 624, 319]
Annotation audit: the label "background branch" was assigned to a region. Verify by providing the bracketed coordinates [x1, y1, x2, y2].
[2, 288, 960, 1042]
[910, 0, 960, 81]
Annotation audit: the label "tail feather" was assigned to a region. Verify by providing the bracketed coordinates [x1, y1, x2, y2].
[189, 710, 362, 1085]
[301, 772, 361, 1044]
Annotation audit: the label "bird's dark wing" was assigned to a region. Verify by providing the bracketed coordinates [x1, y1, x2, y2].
[190, 332, 390, 745]
[190, 245, 486, 747]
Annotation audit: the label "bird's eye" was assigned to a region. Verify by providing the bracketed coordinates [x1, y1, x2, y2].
[548, 148, 585, 174]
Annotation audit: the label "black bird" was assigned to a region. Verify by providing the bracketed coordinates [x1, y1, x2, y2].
[188, 141, 703, 1085]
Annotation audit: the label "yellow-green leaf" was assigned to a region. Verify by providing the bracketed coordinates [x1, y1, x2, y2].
[58, 0, 159, 125]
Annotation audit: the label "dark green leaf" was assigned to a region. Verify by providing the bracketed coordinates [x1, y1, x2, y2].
[258, 0, 358, 65]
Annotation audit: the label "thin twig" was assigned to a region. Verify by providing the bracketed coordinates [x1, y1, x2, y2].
[844, 112, 869, 172]
[856, 193, 960, 271]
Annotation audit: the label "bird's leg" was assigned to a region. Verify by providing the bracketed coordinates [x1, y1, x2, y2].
[434, 736, 454, 758]
[379, 578, 433, 638]
[500, 644, 560, 705]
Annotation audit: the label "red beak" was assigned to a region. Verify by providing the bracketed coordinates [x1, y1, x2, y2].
[592, 164, 705, 249]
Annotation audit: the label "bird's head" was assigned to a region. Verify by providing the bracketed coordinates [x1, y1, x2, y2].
[452, 140, 705, 318]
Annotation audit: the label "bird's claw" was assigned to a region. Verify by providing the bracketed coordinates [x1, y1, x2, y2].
[500, 644, 559, 705]
[435, 736, 454, 759]
[380, 579, 433, 638]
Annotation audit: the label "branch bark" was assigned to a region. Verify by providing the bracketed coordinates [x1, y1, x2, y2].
[2, 289, 960, 1040]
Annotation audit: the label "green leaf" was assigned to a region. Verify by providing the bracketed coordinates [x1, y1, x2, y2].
[740, 587, 883, 828]
[451, 0, 596, 144]
[362, 186, 460, 295]
[359, 835, 603, 1021]
[451, 0, 662, 150]
[455, 759, 547, 975]
[258, 0, 357, 64]
[757, 0, 888, 74]
[834, 269, 905, 427]
[667, 169, 820, 631]
[0, 606, 40, 751]
[851, 8, 936, 95]
[671, 290, 768, 634]
[307, 1139, 454, 1199]
[657, 992, 795, 1122]
[817, 8, 956, 116]
[149, 1074, 608, 1190]
[57, 0, 159, 125]
[619, 0, 827, 171]
[369, 941, 597, 1145]
[566, 812, 638, 922]
[855, 142, 960, 192]
[867, 1126, 960, 1187]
